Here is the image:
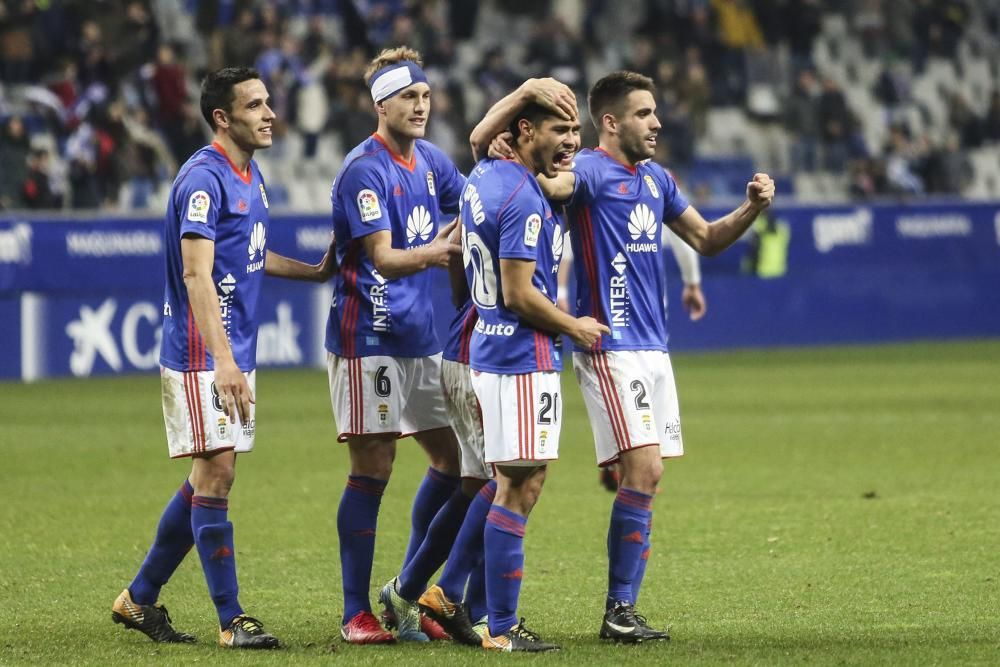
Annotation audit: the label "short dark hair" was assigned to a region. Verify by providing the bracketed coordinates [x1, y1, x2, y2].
[200, 66, 261, 129]
[508, 102, 560, 142]
[587, 71, 656, 131]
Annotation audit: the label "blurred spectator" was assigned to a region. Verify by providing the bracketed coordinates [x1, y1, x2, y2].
[922, 131, 973, 194]
[21, 147, 59, 209]
[884, 125, 924, 195]
[786, 69, 820, 172]
[818, 76, 852, 171]
[982, 90, 1000, 143]
[150, 43, 189, 162]
[0, 115, 30, 209]
[221, 8, 259, 68]
[947, 91, 983, 149]
[0, 0, 35, 82]
[476, 47, 522, 108]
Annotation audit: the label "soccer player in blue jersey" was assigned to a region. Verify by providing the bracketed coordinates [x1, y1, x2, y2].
[462, 98, 609, 652]
[324, 46, 472, 645]
[111, 66, 336, 649]
[474, 70, 775, 643]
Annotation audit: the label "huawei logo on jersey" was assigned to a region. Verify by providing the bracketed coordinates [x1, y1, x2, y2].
[247, 221, 266, 273]
[628, 204, 657, 241]
[551, 225, 564, 269]
[406, 206, 433, 243]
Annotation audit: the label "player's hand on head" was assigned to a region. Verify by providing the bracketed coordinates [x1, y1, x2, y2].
[747, 173, 775, 210]
[526, 77, 578, 121]
[488, 132, 515, 160]
[682, 283, 706, 321]
[570, 316, 610, 349]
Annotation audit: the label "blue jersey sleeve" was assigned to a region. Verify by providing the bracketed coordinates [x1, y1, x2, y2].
[337, 160, 392, 239]
[568, 153, 601, 207]
[657, 165, 691, 222]
[498, 176, 547, 261]
[175, 168, 223, 241]
[427, 143, 466, 216]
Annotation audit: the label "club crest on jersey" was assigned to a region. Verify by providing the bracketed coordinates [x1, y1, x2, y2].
[644, 174, 659, 198]
[426, 171, 436, 196]
[259, 183, 269, 208]
[357, 189, 382, 222]
[187, 190, 210, 223]
[524, 213, 542, 247]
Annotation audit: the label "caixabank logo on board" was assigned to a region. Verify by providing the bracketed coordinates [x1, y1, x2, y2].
[0, 223, 31, 264]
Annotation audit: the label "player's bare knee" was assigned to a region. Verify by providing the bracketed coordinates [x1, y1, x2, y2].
[416, 427, 461, 475]
[461, 477, 488, 497]
[190, 452, 236, 497]
[348, 436, 396, 480]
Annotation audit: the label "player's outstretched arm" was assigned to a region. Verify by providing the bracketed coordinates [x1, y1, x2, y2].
[501, 258, 608, 348]
[181, 236, 253, 423]
[362, 219, 461, 280]
[470, 77, 578, 161]
[668, 173, 775, 257]
[264, 236, 337, 282]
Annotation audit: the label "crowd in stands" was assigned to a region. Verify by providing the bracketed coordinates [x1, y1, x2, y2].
[1, 0, 998, 212]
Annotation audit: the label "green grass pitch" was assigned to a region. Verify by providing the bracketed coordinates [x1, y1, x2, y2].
[1, 340, 998, 665]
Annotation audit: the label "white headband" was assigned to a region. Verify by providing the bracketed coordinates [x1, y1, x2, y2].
[369, 62, 428, 102]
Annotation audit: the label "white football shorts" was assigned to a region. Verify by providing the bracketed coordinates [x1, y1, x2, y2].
[160, 366, 256, 459]
[328, 353, 451, 442]
[573, 350, 683, 466]
[441, 358, 490, 479]
[470, 369, 561, 466]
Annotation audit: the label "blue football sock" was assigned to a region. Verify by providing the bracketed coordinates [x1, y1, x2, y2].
[465, 559, 487, 622]
[191, 495, 243, 628]
[484, 505, 527, 638]
[632, 511, 653, 605]
[438, 480, 495, 603]
[129, 479, 194, 605]
[401, 467, 459, 569]
[338, 475, 387, 622]
[398, 488, 472, 600]
[607, 487, 653, 605]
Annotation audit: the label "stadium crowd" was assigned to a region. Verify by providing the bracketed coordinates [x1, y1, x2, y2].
[1, 0, 998, 212]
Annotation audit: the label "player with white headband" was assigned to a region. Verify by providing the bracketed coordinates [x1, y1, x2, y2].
[323, 46, 468, 646]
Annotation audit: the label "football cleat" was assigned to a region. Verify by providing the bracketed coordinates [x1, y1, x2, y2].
[421, 612, 450, 641]
[111, 588, 196, 643]
[471, 615, 488, 640]
[418, 584, 481, 646]
[482, 618, 559, 652]
[341, 610, 395, 644]
[379, 577, 428, 642]
[218, 614, 280, 649]
[634, 611, 670, 641]
[600, 600, 669, 643]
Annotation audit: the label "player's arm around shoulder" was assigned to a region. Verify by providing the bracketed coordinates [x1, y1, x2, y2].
[361, 220, 462, 280]
[668, 172, 776, 257]
[264, 234, 337, 282]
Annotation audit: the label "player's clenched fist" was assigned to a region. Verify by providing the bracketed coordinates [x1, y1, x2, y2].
[747, 173, 775, 210]
[570, 316, 611, 349]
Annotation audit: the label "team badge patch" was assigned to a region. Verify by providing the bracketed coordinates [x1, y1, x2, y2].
[259, 183, 269, 208]
[524, 213, 542, 247]
[187, 190, 210, 223]
[644, 174, 659, 198]
[357, 189, 382, 222]
[426, 171, 436, 196]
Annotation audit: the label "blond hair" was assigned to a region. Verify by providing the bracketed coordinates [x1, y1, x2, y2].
[364, 47, 424, 85]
